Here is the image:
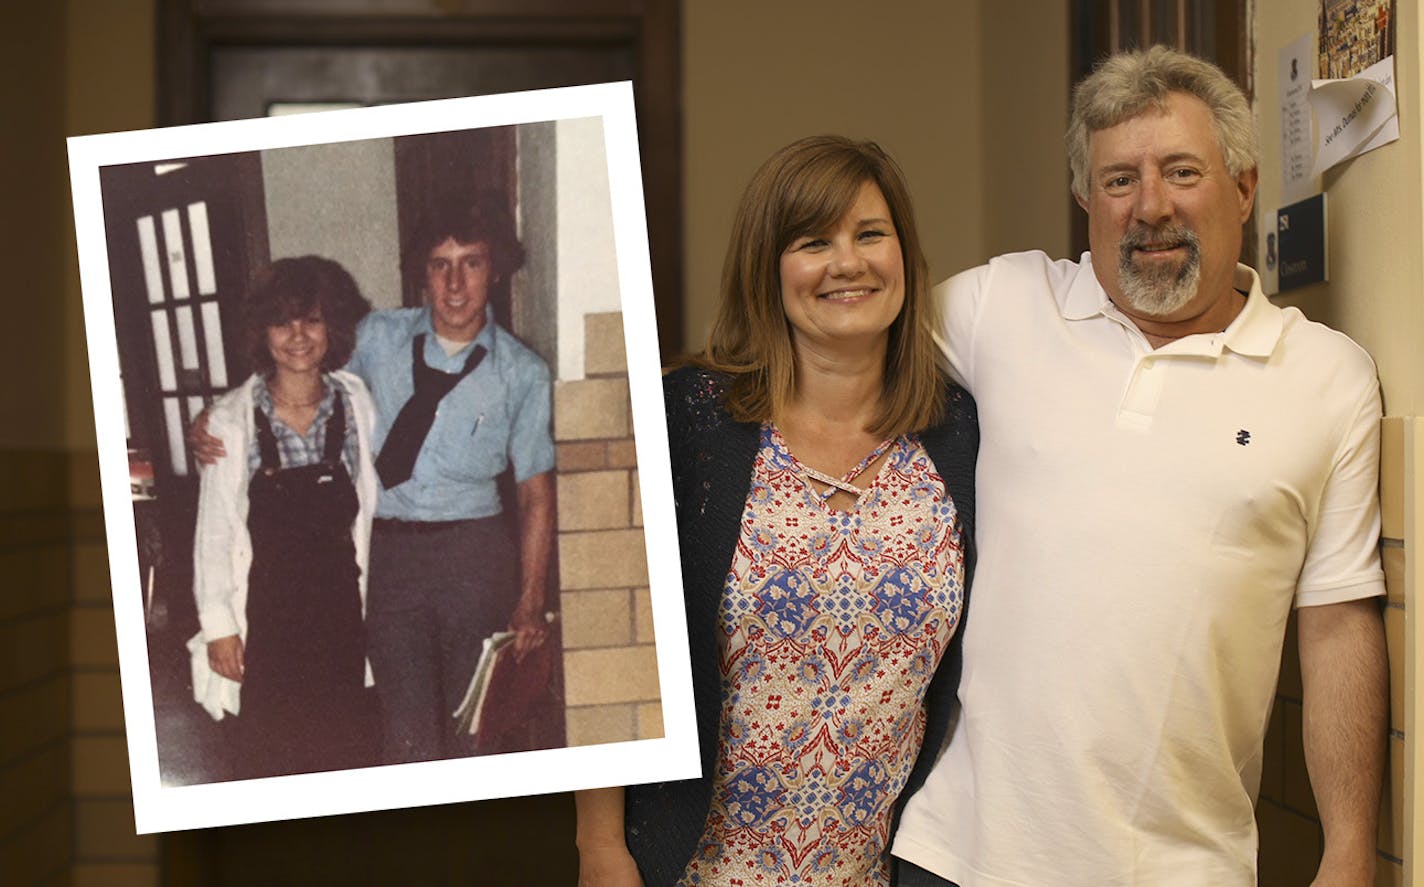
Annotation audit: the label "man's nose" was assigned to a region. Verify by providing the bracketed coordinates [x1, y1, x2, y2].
[446, 265, 465, 291]
[1133, 173, 1173, 224]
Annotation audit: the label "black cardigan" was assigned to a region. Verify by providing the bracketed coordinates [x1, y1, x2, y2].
[626, 366, 979, 886]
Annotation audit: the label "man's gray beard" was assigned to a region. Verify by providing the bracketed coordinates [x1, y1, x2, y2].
[1116, 226, 1201, 316]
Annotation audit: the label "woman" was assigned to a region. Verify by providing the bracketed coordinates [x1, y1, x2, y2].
[577, 136, 978, 885]
[187, 255, 379, 781]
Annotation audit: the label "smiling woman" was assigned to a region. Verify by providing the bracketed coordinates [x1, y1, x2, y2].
[574, 136, 980, 887]
[778, 180, 906, 360]
[189, 255, 380, 781]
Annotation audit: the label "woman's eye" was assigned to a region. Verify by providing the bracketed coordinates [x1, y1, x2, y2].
[858, 229, 888, 242]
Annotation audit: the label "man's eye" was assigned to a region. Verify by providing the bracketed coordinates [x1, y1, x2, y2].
[1168, 168, 1202, 181]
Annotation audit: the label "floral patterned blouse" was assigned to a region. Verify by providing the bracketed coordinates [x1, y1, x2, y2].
[679, 424, 965, 886]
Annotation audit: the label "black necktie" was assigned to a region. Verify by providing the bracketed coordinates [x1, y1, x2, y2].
[375, 334, 487, 489]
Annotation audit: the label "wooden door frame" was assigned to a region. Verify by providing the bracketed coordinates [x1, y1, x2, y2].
[156, 0, 683, 360]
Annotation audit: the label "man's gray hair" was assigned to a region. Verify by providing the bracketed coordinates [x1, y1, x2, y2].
[1067, 45, 1259, 201]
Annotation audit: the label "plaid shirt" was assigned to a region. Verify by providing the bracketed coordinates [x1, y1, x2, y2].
[247, 376, 360, 477]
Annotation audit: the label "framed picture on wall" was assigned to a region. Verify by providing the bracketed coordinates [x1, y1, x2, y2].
[67, 83, 695, 832]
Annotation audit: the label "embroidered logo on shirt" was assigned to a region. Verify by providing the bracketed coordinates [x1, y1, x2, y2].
[1236, 429, 1251, 446]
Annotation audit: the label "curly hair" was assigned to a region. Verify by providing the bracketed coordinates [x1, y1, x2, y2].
[402, 191, 527, 295]
[241, 255, 371, 375]
[695, 135, 944, 437]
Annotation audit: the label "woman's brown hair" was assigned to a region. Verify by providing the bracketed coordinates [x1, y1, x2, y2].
[695, 135, 944, 436]
[242, 255, 371, 375]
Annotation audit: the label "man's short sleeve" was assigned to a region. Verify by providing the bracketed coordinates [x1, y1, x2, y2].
[935, 263, 992, 393]
[508, 355, 555, 484]
[1296, 361, 1387, 606]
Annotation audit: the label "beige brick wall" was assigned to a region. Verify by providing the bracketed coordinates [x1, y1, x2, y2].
[1256, 416, 1406, 885]
[557, 313, 663, 747]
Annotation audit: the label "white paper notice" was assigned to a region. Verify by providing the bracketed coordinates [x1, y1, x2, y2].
[1310, 55, 1399, 175]
[1278, 34, 1316, 204]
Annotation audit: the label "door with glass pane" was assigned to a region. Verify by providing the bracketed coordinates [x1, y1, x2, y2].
[101, 153, 265, 482]
[99, 152, 267, 713]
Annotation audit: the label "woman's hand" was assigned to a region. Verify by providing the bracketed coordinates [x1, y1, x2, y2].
[575, 787, 640, 886]
[207, 634, 244, 682]
[577, 844, 644, 887]
[186, 408, 227, 466]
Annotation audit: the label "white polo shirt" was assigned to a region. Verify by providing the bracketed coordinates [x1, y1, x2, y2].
[891, 251, 1385, 886]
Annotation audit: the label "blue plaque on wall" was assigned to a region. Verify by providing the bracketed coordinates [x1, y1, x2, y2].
[1276, 193, 1327, 291]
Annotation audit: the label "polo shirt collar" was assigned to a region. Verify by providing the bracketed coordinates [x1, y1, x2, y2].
[1062, 253, 1283, 357]
[1061, 252, 1106, 320]
[1219, 264, 1282, 358]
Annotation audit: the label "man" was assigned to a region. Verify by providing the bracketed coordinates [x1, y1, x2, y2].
[891, 47, 1387, 885]
[349, 198, 555, 763]
[196, 197, 555, 765]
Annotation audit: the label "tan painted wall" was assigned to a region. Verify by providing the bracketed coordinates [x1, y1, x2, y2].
[980, 3, 1073, 260]
[681, 0, 1071, 351]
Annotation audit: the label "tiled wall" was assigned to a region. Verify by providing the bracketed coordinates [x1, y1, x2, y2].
[553, 312, 663, 746]
[1256, 416, 1408, 886]
[0, 450, 159, 886]
[68, 457, 158, 887]
[0, 450, 75, 884]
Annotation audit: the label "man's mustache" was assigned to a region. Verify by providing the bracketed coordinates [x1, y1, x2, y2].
[1119, 224, 1201, 264]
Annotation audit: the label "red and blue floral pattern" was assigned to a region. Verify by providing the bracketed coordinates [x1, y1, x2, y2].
[680, 425, 963, 886]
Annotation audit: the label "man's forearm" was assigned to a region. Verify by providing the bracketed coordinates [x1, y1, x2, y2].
[1297, 597, 1388, 882]
[516, 471, 555, 607]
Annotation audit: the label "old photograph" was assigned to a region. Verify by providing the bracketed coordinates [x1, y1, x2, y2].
[67, 84, 695, 832]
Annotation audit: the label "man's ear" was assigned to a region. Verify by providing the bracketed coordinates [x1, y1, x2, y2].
[1236, 166, 1259, 222]
[1075, 191, 1090, 213]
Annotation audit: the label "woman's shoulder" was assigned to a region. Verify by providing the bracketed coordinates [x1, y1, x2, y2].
[932, 376, 978, 433]
[662, 364, 730, 398]
[662, 364, 739, 434]
[208, 377, 259, 426]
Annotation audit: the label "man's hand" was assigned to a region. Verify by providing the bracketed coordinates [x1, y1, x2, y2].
[508, 594, 549, 658]
[207, 634, 244, 682]
[187, 408, 227, 466]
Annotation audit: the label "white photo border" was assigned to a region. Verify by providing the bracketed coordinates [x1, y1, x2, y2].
[67, 82, 697, 834]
